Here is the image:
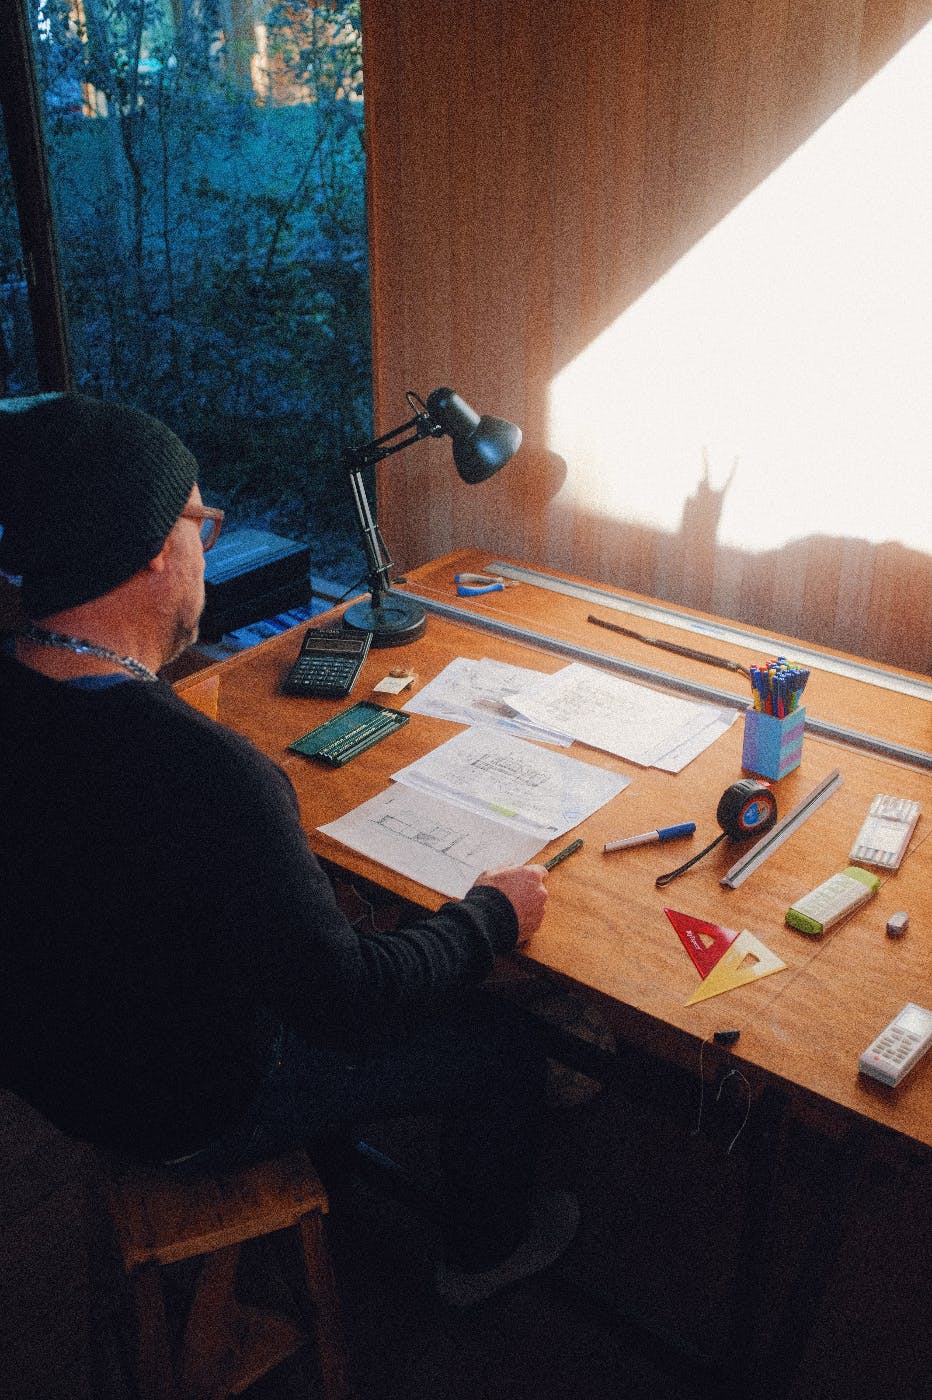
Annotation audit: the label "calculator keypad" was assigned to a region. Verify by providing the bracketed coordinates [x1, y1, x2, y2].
[859, 1003, 932, 1087]
[291, 657, 358, 688]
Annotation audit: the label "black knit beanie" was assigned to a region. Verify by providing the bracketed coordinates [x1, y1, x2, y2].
[0, 393, 198, 618]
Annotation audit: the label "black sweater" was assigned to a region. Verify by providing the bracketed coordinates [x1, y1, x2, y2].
[0, 654, 517, 1157]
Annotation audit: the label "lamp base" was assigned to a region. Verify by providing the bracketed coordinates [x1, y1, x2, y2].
[343, 590, 427, 648]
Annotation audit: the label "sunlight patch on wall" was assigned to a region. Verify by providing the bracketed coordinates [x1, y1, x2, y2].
[549, 22, 932, 555]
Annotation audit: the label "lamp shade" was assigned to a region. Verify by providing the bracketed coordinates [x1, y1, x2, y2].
[425, 387, 522, 483]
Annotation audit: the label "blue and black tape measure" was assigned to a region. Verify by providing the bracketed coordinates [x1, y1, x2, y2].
[656, 779, 778, 887]
[715, 779, 778, 840]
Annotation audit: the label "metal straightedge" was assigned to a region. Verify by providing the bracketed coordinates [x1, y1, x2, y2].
[406, 591, 932, 773]
[488, 561, 932, 705]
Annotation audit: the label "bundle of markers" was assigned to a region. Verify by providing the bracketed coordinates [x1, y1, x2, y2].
[749, 657, 809, 719]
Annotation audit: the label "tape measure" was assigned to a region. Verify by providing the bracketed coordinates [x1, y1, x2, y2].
[656, 780, 778, 887]
[715, 779, 778, 840]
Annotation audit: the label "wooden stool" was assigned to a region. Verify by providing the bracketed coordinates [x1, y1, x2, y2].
[105, 1148, 352, 1400]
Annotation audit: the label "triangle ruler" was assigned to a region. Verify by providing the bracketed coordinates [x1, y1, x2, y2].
[665, 908, 787, 1003]
[664, 908, 741, 977]
[685, 929, 787, 1004]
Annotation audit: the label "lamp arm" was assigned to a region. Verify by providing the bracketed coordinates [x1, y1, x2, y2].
[346, 410, 438, 470]
[348, 466, 394, 606]
[341, 387, 519, 646]
[345, 410, 439, 605]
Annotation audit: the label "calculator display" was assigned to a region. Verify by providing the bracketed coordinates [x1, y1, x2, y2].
[898, 1006, 929, 1037]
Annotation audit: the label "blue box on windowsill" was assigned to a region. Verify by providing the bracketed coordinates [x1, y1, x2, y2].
[742, 707, 806, 781]
[201, 528, 311, 642]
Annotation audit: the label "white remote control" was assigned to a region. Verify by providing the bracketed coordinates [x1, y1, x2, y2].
[859, 1003, 932, 1088]
[785, 865, 880, 937]
[849, 794, 921, 871]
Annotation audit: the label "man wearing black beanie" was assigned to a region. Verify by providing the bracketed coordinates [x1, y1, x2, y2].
[0, 393, 577, 1308]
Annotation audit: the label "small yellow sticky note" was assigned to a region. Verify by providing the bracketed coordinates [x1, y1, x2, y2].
[372, 672, 416, 694]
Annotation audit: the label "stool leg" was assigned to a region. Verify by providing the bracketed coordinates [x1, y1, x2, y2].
[129, 1260, 181, 1400]
[180, 1241, 309, 1400]
[297, 1214, 353, 1400]
[179, 1244, 243, 1400]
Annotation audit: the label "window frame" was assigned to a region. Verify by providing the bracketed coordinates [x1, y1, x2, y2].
[0, 0, 72, 392]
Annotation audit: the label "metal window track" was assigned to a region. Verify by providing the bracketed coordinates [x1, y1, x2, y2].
[406, 591, 932, 772]
[488, 561, 932, 704]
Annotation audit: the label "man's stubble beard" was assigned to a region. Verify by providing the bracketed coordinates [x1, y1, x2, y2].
[163, 598, 204, 667]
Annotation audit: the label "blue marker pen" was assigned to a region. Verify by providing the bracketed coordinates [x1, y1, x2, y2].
[603, 822, 696, 853]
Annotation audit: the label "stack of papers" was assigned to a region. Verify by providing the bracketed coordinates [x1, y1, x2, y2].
[318, 726, 630, 898]
[402, 656, 734, 772]
[392, 727, 627, 838]
[318, 655, 735, 897]
[506, 662, 736, 771]
[402, 656, 573, 745]
[319, 785, 545, 898]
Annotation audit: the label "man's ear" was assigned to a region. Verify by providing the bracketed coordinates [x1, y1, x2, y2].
[146, 541, 170, 574]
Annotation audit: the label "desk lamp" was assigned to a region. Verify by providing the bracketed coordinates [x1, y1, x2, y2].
[343, 387, 521, 646]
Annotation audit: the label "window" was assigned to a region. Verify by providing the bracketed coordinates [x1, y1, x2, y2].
[1, 1, 370, 586]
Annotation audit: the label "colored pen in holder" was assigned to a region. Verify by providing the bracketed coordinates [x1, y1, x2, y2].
[743, 657, 809, 781]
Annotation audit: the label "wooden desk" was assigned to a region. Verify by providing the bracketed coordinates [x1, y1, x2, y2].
[176, 549, 932, 1153]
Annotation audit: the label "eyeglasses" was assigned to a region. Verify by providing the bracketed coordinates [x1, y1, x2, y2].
[179, 505, 225, 552]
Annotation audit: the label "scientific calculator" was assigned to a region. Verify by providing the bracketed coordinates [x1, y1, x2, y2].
[281, 627, 372, 698]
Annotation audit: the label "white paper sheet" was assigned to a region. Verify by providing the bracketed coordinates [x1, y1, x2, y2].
[652, 708, 737, 772]
[403, 655, 573, 745]
[391, 725, 630, 838]
[318, 786, 544, 898]
[507, 662, 735, 771]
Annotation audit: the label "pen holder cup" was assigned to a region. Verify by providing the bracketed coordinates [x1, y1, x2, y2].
[742, 708, 805, 781]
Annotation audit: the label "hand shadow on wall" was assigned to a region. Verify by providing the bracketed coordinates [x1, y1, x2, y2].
[531, 453, 932, 676]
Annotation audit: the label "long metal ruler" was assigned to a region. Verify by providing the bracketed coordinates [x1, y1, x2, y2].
[488, 561, 932, 704]
[406, 592, 932, 772]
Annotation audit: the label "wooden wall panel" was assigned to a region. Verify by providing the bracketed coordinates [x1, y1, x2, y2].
[362, 0, 932, 672]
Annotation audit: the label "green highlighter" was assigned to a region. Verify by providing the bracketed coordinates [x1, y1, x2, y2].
[785, 865, 881, 937]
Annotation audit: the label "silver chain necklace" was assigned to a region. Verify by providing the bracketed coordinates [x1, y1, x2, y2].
[19, 624, 160, 683]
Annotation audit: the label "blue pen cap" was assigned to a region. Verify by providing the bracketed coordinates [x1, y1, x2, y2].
[657, 822, 697, 841]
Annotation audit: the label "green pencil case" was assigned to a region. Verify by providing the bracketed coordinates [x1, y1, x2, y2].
[287, 701, 409, 766]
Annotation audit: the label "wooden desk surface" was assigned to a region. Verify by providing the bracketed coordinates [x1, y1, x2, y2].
[177, 549, 932, 1148]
